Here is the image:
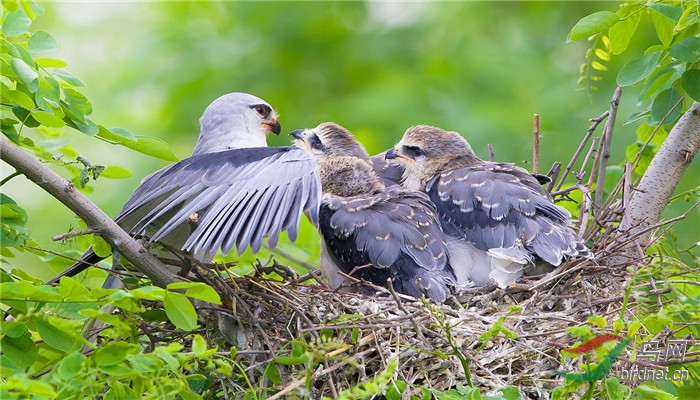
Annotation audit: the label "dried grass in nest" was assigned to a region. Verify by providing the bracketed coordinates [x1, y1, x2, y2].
[187, 250, 634, 399]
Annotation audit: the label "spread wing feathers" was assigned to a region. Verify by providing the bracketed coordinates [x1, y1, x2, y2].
[427, 163, 590, 265]
[369, 152, 404, 187]
[115, 146, 321, 257]
[319, 187, 454, 302]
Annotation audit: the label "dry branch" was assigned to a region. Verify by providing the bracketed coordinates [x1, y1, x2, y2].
[0, 135, 180, 287]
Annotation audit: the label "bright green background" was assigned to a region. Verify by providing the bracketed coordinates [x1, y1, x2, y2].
[6, 1, 698, 279]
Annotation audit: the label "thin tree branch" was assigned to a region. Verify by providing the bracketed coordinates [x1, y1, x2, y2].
[0, 170, 22, 186]
[554, 110, 608, 192]
[533, 114, 540, 174]
[0, 136, 180, 287]
[594, 86, 622, 217]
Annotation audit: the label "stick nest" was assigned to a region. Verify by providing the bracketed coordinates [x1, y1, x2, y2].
[188, 251, 632, 399]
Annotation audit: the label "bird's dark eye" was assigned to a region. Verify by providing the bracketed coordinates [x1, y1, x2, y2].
[250, 104, 271, 117]
[404, 145, 425, 158]
[309, 135, 325, 151]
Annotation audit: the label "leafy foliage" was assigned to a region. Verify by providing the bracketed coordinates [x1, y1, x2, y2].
[569, 1, 700, 176]
[0, 0, 177, 267]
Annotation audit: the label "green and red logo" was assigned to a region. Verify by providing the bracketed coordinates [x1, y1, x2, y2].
[551, 334, 632, 382]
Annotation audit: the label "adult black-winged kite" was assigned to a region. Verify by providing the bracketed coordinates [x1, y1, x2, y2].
[49, 93, 321, 283]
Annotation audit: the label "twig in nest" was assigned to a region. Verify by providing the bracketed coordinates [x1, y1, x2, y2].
[270, 246, 319, 272]
[533, 114, 540, 174]
[253, 257, 299, 281]
[487, 143, 495, 161]
[554, 110, 608, 192]
[545, 161, 561, 193]
[604, 211, 694, 255]
[386, 278, 427, 341]
[594, 87, 622, 219]
[52, 228, 98, 242]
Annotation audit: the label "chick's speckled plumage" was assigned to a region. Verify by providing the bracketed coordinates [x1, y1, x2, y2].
[293, 122, 455, 303]
[388, 125, 591, 289]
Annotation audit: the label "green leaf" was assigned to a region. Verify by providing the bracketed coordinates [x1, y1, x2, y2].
[633, 384, 676, 400]
[264, 362, 282, 385]
[95, 342, 139, 367]
[131, 286, 166, 301]
[119, 136, 179, 162]
[28, 31, 58, 53]
[73, 118, 99, 136]
[610, 6, 641, 55]
[1, 320, 28, 338]
[385, 380, 407, 400]
[35, 58, 67, 68]
[57, 351, 87, 381]
[191, 334, 207, 357]
[682, 69, 700, 102]
[52, 68, 85, 87]
[99, 165, 133, 179]
[0, 333, 37, 368]
[92, 236, 112, 258]
[650, 87, 681, 124]
[109, 127, 137, 141]
[10, 59, 38, 92]
[651, 10, 675, 47]
[186, 373, 208, 393]
[2, 9, 32, 37]
[35, 318, 82, 352]
[31, 111, 65, 128]
[167, 282, 222, 304]
[648, 4, 683, 22]
[671, 37, 700, 63]
[164, 291, 198, 331]
[6, 90, 35, 110]
[617, 51, 662, 86]
[567, 11, 619, 43]
[63, 88, 93, 116]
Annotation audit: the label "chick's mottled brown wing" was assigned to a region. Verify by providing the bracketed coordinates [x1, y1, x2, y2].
[319, 186, 454, 302]
[427, 162, 590, 266]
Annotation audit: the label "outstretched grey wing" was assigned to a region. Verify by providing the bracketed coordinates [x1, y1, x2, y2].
[117, 146, 321, 258]
[320, 186, 454, 302]
[427, 162, 589, 266]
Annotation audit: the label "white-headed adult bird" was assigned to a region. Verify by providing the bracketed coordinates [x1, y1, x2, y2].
[386, 125, 591, 289]
[49, 92, 321, 284]
[291, 122, 454, 303]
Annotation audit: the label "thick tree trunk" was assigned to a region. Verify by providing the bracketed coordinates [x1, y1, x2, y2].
[0, 136, 180, 288]
[611, 102, 700, 264]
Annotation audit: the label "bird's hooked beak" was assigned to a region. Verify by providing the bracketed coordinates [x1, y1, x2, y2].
[262, 118, 281, 135]
[385, 147, 413, 162]
[289, 129, 311, 152]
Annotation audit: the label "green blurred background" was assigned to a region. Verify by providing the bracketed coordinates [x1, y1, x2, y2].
[7, 1, 698, 280]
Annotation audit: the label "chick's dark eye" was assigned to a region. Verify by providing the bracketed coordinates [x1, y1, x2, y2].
[404, 145, 425, 158]
[251, 104, 271, 117]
